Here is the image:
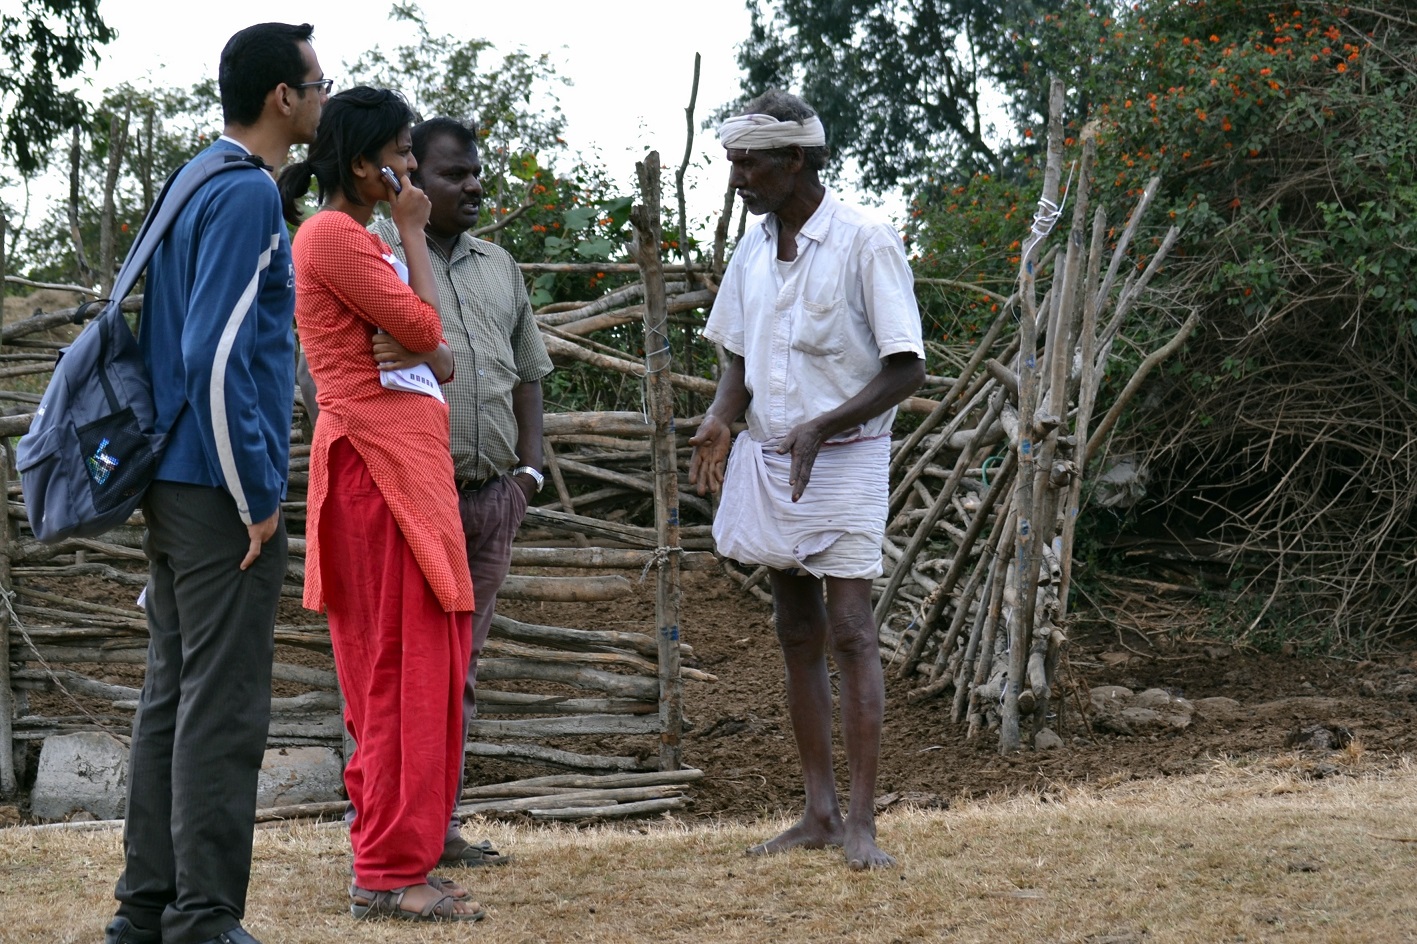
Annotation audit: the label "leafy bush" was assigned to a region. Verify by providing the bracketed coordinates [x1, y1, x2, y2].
[904, 1, 1417, 646]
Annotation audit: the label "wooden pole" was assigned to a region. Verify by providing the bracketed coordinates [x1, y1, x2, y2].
[1055, 205, 1109, 624]
[540, 438, 590, 549]
[1001, 77, 1067, 754]
[676, 53, 701, 276]
[0, 211, 15, 794]
[0, 444, 15, 795]
[630, 151, 684, 771]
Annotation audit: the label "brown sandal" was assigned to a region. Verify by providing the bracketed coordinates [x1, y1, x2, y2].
[428, 874, 472, 900]
[349, 883, 486, 922]
[347, 874, 471, 901]
[440, 837, 512, 868]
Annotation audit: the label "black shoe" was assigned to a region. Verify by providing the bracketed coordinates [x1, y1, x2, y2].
[104, 917, 160, 944]
[195, 928, 261, 944]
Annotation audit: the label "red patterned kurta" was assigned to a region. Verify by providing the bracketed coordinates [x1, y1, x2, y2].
[293, 210, 474, 613]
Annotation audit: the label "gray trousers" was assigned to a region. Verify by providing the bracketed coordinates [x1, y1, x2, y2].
[446, 473, 527, 839]
[114, 483, 287, 944]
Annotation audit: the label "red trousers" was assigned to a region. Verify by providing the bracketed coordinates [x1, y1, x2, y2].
[320, 438, 471, 889]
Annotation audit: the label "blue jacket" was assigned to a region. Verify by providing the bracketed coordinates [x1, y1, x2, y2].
[139, 140, 295, 525]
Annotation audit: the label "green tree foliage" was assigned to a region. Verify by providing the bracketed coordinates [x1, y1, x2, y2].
[346, 3, 571, 207]
[909, 0, 1417, 388]
[902, 0, 1417, 644]
[733, 0, 1046, 190]
[1028, 1, 1417, 334]
[0, 0, 115, 175]
[19, 81, 221, 286]
[345, 3, 634, 305]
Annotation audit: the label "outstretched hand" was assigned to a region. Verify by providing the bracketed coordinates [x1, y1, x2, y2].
[777, 419, 826, 502]
[688, 416, 733, 496]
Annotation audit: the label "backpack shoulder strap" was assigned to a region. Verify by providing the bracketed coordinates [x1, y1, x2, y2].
[98, 150, 269, 315]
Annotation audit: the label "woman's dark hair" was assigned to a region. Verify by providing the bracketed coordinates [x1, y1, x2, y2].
[277, 86, 416, 225]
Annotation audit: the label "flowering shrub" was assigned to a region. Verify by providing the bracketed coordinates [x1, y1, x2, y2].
[907, 1, 1417, 645]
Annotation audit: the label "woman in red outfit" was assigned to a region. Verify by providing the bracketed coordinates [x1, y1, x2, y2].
[277, 87, 481, 923]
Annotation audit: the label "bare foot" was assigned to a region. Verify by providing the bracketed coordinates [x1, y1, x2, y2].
[746, 815, 845, 856]
[843, 823, 896, 871]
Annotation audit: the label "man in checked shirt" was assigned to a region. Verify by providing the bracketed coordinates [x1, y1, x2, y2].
[302, 116, 552, 868]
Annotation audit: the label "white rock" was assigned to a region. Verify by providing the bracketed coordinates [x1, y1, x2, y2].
[1034, 728, 1065, 750]
[1120, 705, 1191, 732]
[1134, 688, 1195, 714]
[256, 746, 344, 808]
[1089, 685, 1135, 713]
[1192, 696, 1244, 721]
[30, 732, 128, 821]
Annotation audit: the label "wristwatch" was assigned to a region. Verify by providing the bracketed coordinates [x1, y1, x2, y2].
[511, 466, 545, 493]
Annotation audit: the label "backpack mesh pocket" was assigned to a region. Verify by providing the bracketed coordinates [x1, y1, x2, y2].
[76, 407, 159, 514]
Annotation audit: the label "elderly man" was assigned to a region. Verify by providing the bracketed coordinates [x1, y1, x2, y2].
[689, 89, 925, 871]
[107, 23, 327, 944]
[301, 116, 553, 868]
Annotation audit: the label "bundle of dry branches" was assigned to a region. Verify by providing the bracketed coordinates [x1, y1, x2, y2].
[790, 79, 1193, 753]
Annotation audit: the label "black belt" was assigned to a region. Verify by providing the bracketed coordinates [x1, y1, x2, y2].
[456, 475, 497, 493]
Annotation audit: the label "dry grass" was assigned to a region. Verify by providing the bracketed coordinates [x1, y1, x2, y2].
[7, 753, 1417, 943]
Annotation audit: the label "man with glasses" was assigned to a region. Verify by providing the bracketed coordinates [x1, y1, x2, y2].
[105, 22, 328, 944]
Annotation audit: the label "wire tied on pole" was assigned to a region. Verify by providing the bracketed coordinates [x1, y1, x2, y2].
[638, 545, 682, 583]
[1019, 160, 1077, 272]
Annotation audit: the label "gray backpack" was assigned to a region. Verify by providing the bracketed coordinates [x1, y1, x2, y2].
[16, 150, 267, 543]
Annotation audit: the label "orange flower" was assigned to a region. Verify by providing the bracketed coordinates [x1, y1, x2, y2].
[1259, 67, 1272, 75]
[1336, 61, 1347, 72]
[1196, 109, 1208, 121]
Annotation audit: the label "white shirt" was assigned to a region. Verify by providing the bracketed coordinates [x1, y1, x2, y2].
[704, 189, 925, 443]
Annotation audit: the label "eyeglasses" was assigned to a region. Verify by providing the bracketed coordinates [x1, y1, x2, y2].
[294, 78, 333, 94]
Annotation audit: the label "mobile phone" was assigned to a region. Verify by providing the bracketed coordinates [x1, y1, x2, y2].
[380, 166, 402, 194]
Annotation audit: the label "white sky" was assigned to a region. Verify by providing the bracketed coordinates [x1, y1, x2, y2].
[2, 0, 758, 244]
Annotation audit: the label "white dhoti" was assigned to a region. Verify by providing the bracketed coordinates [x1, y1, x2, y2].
[712, 431, 888, 580]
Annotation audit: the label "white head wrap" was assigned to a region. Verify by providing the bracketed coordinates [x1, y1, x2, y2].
[717, 113, 826, 150]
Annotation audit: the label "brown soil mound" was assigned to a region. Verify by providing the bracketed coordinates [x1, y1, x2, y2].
[18, 565, 1414, 823]
[489, 568, 1417, 821]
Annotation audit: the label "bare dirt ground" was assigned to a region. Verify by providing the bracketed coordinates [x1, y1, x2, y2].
[485, 568, 1417, 823]
[14, 560, 1416, 825]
